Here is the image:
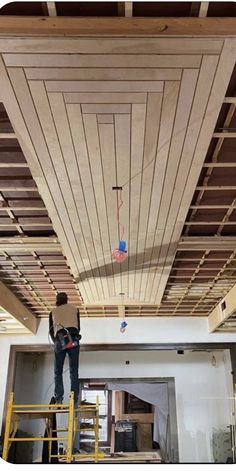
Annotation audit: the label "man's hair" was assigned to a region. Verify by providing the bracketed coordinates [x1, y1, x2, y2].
[56, 292, 68, 306]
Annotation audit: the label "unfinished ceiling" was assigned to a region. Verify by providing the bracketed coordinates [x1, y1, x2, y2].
[0, 2, 235, 328]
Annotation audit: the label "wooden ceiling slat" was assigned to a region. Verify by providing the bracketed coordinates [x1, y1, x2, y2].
[4, 54, 203, 69]
[48, 90, 102, 301]
[82, 112, 111, 301]
[137, 92, 167, 302]
[67, 102, 113, 299]
[128, 102, 146, 300]
[0, 34, 235, 316]
[115, 113, 131, 299]
[98, 119, 118, 299]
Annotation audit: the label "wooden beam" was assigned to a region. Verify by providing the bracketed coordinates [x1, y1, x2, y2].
[196, 186, 236, 190]
[0, 133, 16, 139]
[213, 132, 236, 138]
[0, 163, 28, 168]
[0, 280, 38, 334]
[0, 18, 235, 36]
[178, 236, 236, 251]
[208, 282, 236, 332]
[224, 97, 236, 103]
[203, 162, 236, 168]
[184, 221, 236, 225]
[125, 2, 133, 17]
[199, 2, 209, 17]
[190, 205, 236, 209]
[46, 1, 57, 17]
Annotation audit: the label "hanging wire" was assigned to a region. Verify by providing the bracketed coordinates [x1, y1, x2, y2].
[117, 189, 125, 240]
[120, 100, 225, 190]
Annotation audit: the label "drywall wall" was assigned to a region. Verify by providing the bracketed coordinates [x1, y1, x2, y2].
[11, 349, 234, 463]
[1, 316, 236, 462]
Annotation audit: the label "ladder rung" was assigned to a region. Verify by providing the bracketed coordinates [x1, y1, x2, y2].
[9, 436, 68, 442]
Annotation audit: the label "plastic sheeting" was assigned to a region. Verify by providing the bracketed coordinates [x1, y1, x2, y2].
[107, 382, 169, 459]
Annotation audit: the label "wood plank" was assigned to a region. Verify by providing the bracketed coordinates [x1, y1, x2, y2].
[26, 80, 93, 301]
[223, 97, 236, 103]
[199, 2, 209, 17]
[46, 1, 57, 16]
[0, 38, 223, 54]
[0, 280, 38, 334]
[196, 186, 236, 190]
[134, 91, 164, 302]
[9, 71, 91, 301]
[4, 53, 202, 68]
[82, 113, 113, 302]
[138, 82, 179, 300]
[98, 122, 119, 298]
[155, 41, 236, 304]
[25, 67, 182, 81]
[213, 132, 236, 138]
[120, 413, 154, 424]
[128, 103, 146, 299]
[97, 114, 114, 124]
[81, 104, 130, 114]
[67, 103, 113, 298]
[65, 92, 147, 104]
[46, 81, 163, 93]
[115, 113, 131, 298]
[125, 2, 133, 17]
[0, 18, 232, 37]
[47, 91, 104, 301]
[144, 71, 198, 302]
[152, 56, 219, 303]
[0, 133, 16, 139]
[203, 162, 236, 167]
[0, 59, 87, 297]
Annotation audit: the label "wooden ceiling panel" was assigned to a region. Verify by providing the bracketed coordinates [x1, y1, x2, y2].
[0, 35, 235, 312]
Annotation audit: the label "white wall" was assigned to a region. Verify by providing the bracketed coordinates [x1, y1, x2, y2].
[1, 316, 236, 462]
[12, 349, 234, 463]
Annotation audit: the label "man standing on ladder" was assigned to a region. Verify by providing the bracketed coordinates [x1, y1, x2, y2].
[49, 292, 81, 406]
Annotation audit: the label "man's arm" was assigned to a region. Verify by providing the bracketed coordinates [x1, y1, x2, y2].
[49, 312, 55, 342]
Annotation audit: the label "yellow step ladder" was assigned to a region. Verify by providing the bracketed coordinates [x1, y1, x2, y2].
[2, 392, 104, 463]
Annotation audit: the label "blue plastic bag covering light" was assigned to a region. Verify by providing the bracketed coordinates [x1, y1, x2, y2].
[118, 240, 126, 252]
[121, 321, 127, 329]
[120, 320, 128, 333]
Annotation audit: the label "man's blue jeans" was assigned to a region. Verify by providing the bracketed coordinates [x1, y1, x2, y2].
[54, 338, 80, 403]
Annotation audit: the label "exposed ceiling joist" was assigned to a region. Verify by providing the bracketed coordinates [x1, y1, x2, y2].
[179, 237, 236, 251]
[0, 18, 235, 36]
[0, 280, 38, 334]
[0, 236, 61, 252]
[208, 282, 236, 332]
[46, 1, 57, 17]
[213, 132, 236, 138]
[199, 2, 209, 18]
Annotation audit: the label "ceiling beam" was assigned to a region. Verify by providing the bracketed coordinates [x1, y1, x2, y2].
[223, 97, 236, 103]
[196, 186, 236, 190]
[213, 132, 236, 138]
[184, 221, 236, 225]
[0, 280, 38, 334]
[190, 205, 236, 209]
[0, 133, 16, 139]
[199, 2, 209, 17]
[203, 163, 236, 168]
[0, 18, 235, 36]
[125, 2, 133, 17]
[0, 236, 61, 252]
[208, 282, 236, 332]
[46, 2, 57, 17]
[179, 236, 236, 251]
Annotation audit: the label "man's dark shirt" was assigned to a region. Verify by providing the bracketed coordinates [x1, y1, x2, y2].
[49, 308, 80, 343]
